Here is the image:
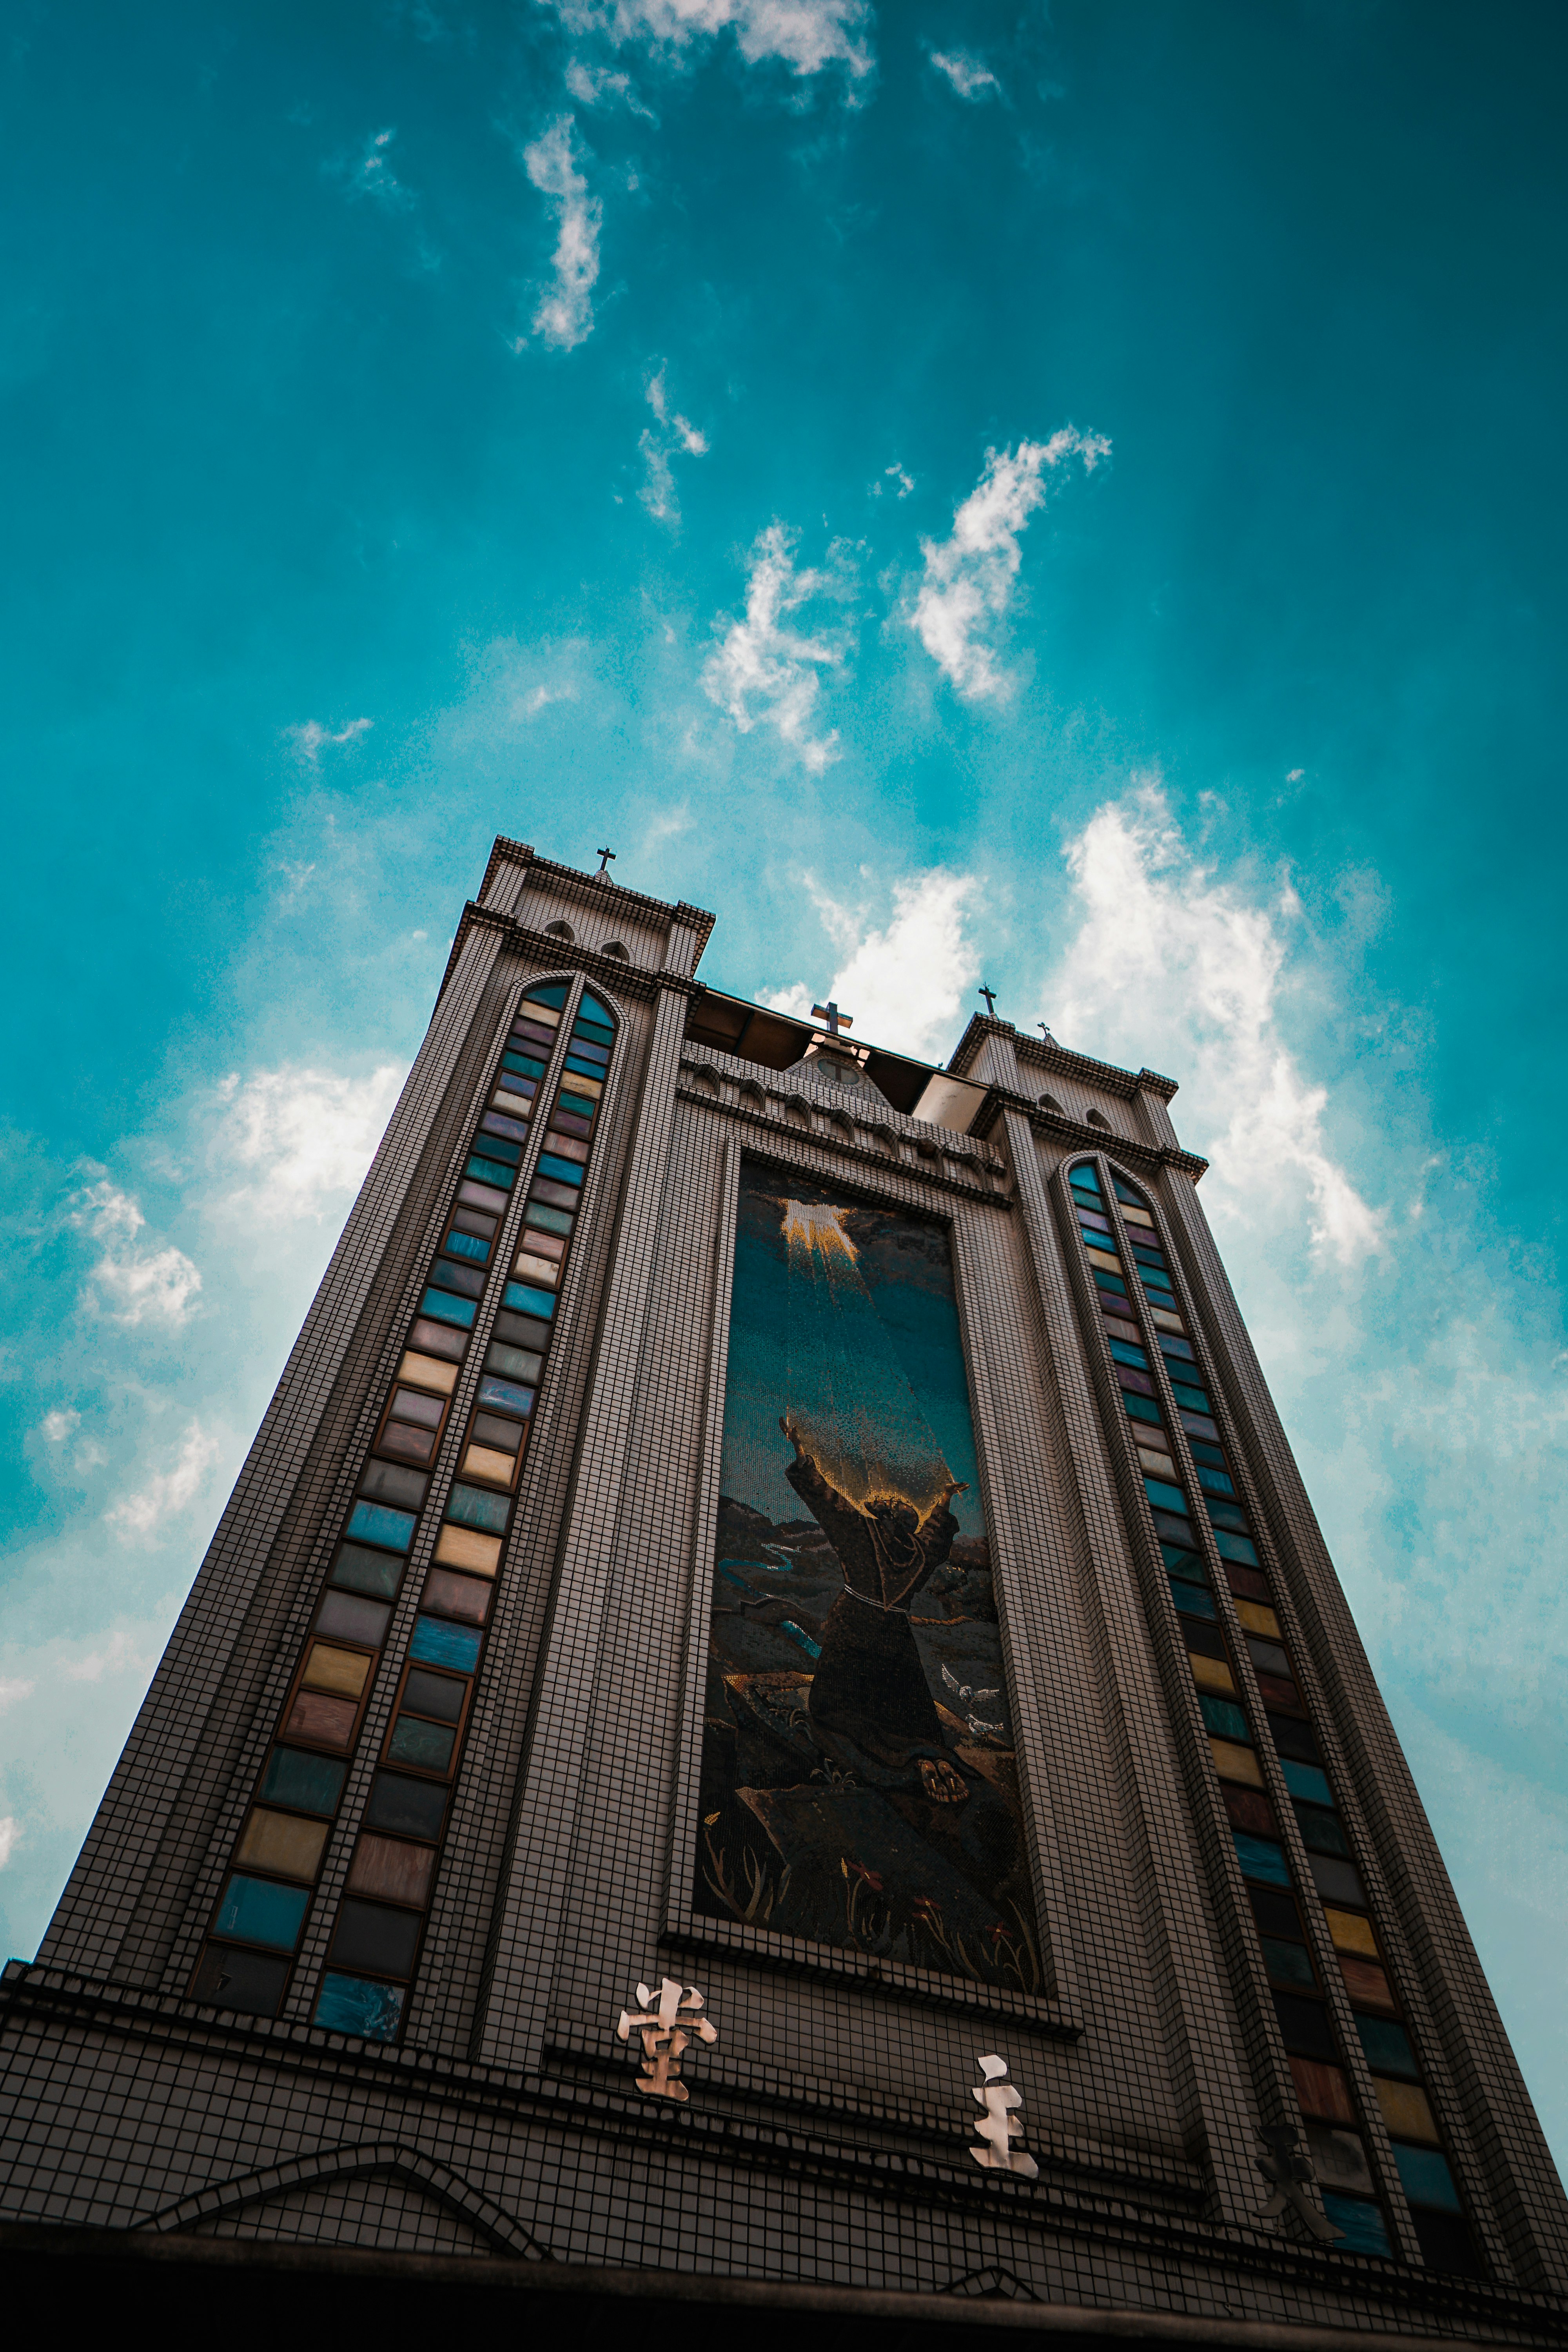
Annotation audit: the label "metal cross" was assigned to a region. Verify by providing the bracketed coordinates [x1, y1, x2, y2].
[978, 985, 998, 1018]
[595, 846, 617, 874]
[811, 999, 854, 1038]
[1037, 1020, 1056, 1044]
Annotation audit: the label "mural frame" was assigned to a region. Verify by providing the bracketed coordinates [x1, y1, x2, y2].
[664, 1135, 1078, 2032]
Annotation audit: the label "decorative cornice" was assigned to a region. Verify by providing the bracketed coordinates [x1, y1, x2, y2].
[971, 1088, 1208, 1181]
[950, 1016, 1180, 1105]
[478, 838, 717, 956]
[436, 903, 704, 1009]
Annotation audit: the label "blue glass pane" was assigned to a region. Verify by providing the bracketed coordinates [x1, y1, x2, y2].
[1321, 2194, 1392, 2256]
[1157, 1332, 1196, 1361]
[470, 1131, 520, 1165]
[1207, 1498, 1250, 1533]
[566, 1032, 610, 1063]
[563, 1053, 607, 1080]
[410, 1617, 483, 1672]
[502, 1050, 548, 1080]
[1111, 1180, 1142, 1205]
[1199, 1695, 1250, 1741]
[1196, 1466, 1236, 1497]
[332, 1542, 405, 1597]
[346, 1502, 416, 1554]
[260, 1748, 348, 1816]
[1123, 1394, 1162, 1425]
[465, 1155, 515, 1190]
[573, 1020, 615, 1048]
[216, 1874, 310, 1950]
[1233, 1831, 1291, 1887]
[577, 991, 614, 1025]
[1108, 1341, 1149, 1369]
[486, 1342, 543, 1383]
[1141, 1266, 1176, 1292]
[314, 1973, 406, 2041]
[558, 1090, 597, 1119]
[1296, 1804, 1352, 1858]
[1357, 2015, 1419, 2078]
[537, 1154, 584, 1187]
[1261, 1935, 1316, 1990]
[504, 1282, 557, 1319]
[1144, 1477, 1187, 1514]
[1280, 1759, 1334, 1807]
[1162, 1544, 1207, 1582]
[524, 980, 571, 1009]
[419, 1288, 476, 1328]
[1170, 1580, 1217, 1619]
[388, 1717, 456, 1771]
[1213, 1530, 1261, 1566]
[481, 1112, 529, 1144]
[443, 1229, 490, 1263]
[1171, 1382, 1212, 1413]
[478, 1375, 534, 1416]
[1151, 1512, 1197, 1547]
[1069, 1163, 1101, 1191]
[1392, 2144, 1460, 2211]
[445, 1483, 510, 1534]
[525, 1201, 573, 1235]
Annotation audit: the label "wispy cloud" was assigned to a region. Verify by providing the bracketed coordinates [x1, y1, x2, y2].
[547, 0, 873, 82]
[763, 867, 981, 1062]
[702, 522, 857, 771]
[565, 56, 658, 118]
[0, 1680, 35, 1715]
[70, 1181, 202, 1328]
[929, 48, 1002, 101]
[285, 717, 373, 766]
[40, 1408, 80, 1445]
[212, 1064, 406, 1226]
[1055, 785, 1382, 1265]
[0, 1818, 18, 1870]
[105, 1420, 220, 1544]
[64, 1628, 155, 1683]
[872, 462, 913, 499]
[521, 116, 603, 351]
[351, 127, 413, 208]
[639, 362, 708, 524]
[911, 430, 1109, 700]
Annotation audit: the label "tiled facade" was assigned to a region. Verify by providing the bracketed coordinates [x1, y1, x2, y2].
[3, 843, 1565, 2340]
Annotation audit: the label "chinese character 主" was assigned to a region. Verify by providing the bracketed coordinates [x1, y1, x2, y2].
[616, 1976, 718, 2102]
[969, 2053, 1038, 2179]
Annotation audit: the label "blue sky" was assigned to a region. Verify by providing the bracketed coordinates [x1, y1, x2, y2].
[4, 0, 1566, 2164]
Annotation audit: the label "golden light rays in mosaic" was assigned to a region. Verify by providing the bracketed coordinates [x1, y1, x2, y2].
[696, 1165, 1040, 1992]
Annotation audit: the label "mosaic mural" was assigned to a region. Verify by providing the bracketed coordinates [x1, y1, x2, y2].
[694, 1164, 1040, 1991]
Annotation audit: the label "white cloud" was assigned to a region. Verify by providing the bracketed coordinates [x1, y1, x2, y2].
[105, 1421, 220, 1544]
[872, 462, 913, 499]
[546, 0, 873, 81]
[213, 1063, 406, 1225]
[40, 1408, 80, 1444]
[1054, 786, 1381, 1265]
[0, 1818, 18, 1869]
[639, 363, 708, 524]
[0, 1680, 35, 1713]
[352, 127, 412, 207]
[70, 1182, 203, 1328]
[522, 116, 603, 352]
[911, 429, 1109, 700]
[285, 717, 373, 765]
[929, 48, 1001, 101]
[702, 523, 856, 771]
[565, 56, 658, 117]
[64, 1628, 155, 1683]
[763, 868, 981, 1062]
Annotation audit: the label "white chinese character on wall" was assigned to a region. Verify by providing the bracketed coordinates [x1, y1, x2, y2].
[969, 2053, 1038, 2179]
[616, 1976, 718, 2102]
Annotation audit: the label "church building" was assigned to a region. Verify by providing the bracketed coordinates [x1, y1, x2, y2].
[2, 844, 1563, 2342]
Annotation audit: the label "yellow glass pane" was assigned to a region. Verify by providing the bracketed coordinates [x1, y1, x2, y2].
[560, 1071, 602, 1099]
[1120, 1205, 1154, 1226]
[1149, 1307, 1185, 1331]
[237, 1808, 328, 1882]
[434, 1524, 501, 1577]
[514, 1254, 559, 1286]
[1375, 2079, 1438, 2143]
[1210, 1737, 1262, 1786]
[1190, 1653, 1236, 1696]
[1085, 1246, 1121, 1272]
[461, 1444, 517, 1488]
[521, 999, 562, 1025]
[397, 1350, 458, 1396]
[1234, 1600, 1281, 1639]
[1137, 1449, 1178, 1481]
[301, 1642, 370, 1699]
[1324, 1906, 1379, 1956]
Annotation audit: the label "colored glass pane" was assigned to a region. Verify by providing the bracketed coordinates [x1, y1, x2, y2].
[346, 1501, 416, 1553]
[1279, 1758, 1332, 1806]
[1198, 1695, 1249, 1741]
[331, 1543, 404, 1600]
[434, 1524, 501, 1576]
[501, 1051, 547, 1080]
[191, 1945, 290, 2016]
[1210, 1737, 1261, 1784]
[558, 1090, 598, 1119]
[1109, 1340, 1149, 1369]
[445, 1482, 510, 1534]
[1340, 1955, 1396, 2011]
[260, 1748, 348, 1816]
[1295, 1804, 1352, 1859]
[313, 1973, 406, 2041]
[578, 992, 615, 1025]
[1212, 1530, 1261, 1566]
[1170, 1579, 1216, 1619]
[1392, 2143, 1459, 2207]
[1261, 1936, 1317, 1991]
[331, 1902, 421, 1981]
[348, 1835, 436, 1909]
[1234, 1832, 1290, 1887]
[464, 1156, 515, 1190]
[486, 1342, 544, 1383]
[1190, 1653, 1236, 1696]
[410, 1618, 483, 1673]
[284, 1689, 358, 1748]
[524, 1200, 574, 1235]
[421, 1567, 492, 1625]
[1144, 1477, 1187, 1513]
[1308, 1854, 1366, 1908]
[1306, 2124, 1374, 2197]
[398, 1351, 459, 1394]
[409, 1317, 468, 1360]
[377, 1421, 436, 1466]
[301, 1643, 370, 1700]
[387, 1717, 456, 1772]
[1320, 2193, 1391, 2256]
[524, 982, 570, 1009]
[1234, 1599, 1281, 1640]
[215, 1874, 309, 1950]
[316, 1592, 392, 1648]
[419, 1287, 477, 1328]
[1171, 1383, 1211, 1413]
[1206, 1497, 1249, 1532]
[563, 1053, 607, 1079]
[479, 1375, 534, 1416]
[460, 1443, 516, 1487]
[504, 1282, 557, 1319]
[531, 1178, 581, 1211]
[1376, 2078, 1439, 2144]
[1357, 2015, 1417, 2078]
[537, 1154, 584, 1187]
[236, 1809, 328, 1882]
[359, 1460, 428, 1510]
[366, 1771, 448, 1841]
[1289, 2055, 1354, 2122]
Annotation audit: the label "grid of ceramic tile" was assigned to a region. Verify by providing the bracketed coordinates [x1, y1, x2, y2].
[38, 923, 510, 1987]
[1153, 1170, 1568, 2295]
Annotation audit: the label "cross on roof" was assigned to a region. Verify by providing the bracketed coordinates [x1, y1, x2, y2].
[978, 984, 998, 1018]
[1038, 1020, 1056, 1044]
[811, 999, 853, 1038]
[595, 846, 617, 874]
